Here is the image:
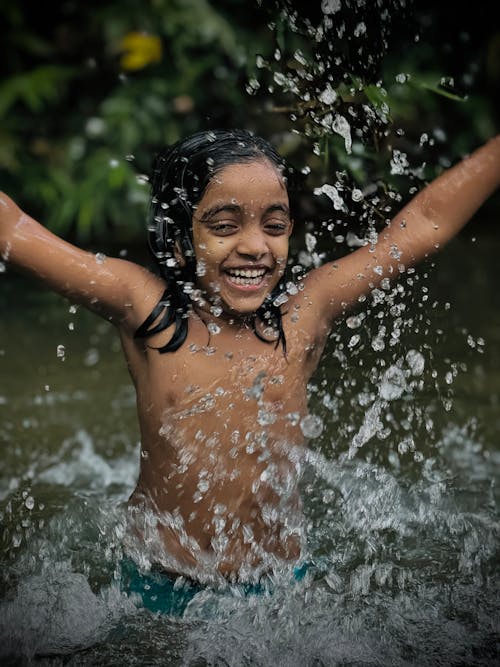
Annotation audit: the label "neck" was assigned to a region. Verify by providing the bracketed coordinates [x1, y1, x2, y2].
[192, 300, 256, 331]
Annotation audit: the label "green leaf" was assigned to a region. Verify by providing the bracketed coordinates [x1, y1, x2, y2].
[0, 65, 76, 117]
[411, 79, 467, 102]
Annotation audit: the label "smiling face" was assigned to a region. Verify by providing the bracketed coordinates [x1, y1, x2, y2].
[188, 160, 292, 317]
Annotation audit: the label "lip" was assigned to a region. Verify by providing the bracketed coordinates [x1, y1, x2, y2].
[223, 264, 271, 272]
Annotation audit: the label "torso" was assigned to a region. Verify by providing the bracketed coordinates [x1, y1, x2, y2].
[119, 299, 327, 581]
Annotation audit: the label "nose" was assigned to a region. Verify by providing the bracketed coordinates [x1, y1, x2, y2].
[236, 227, 269, 259]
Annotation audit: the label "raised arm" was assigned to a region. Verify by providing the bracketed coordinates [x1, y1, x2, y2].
[0, 192, 164, 332]
[298, 135, 500, 329]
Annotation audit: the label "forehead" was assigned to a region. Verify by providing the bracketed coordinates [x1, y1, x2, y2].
[199, 160, 289, 207]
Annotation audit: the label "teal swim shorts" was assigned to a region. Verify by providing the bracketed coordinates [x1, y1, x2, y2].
[120, 559, 203, 615]
[121, 559, 311, 616]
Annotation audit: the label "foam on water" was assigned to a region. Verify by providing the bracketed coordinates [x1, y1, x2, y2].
[37, 428, 138, 493]
[0, 563, 135, 658]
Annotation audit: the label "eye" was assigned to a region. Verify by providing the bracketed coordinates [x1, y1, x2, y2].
[210, 221, 238, 235]
[264, 219, 290, 235]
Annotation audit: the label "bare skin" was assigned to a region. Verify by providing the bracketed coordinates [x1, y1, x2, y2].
[1, 137, 499, 582]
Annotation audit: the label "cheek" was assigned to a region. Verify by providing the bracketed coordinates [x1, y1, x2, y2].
[194, 240, 227, 277]
[275, 241, 289, 266]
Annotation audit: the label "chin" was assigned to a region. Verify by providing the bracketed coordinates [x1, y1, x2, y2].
[222, 299, 267, 317]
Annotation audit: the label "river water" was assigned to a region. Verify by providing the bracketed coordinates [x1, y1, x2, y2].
[1, 232, 499, 665]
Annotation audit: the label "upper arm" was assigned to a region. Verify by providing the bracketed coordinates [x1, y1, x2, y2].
[288, 235, 400, 340]
[0, 192, 164, 331]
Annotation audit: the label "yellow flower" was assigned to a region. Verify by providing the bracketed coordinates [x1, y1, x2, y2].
[120, 32, 162, 71]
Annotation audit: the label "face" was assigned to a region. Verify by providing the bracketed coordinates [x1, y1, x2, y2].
[187, 160, 292, 317]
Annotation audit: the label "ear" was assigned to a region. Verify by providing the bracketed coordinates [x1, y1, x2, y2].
[173, 241, 187, 268]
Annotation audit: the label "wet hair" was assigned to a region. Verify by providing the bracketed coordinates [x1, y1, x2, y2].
[134, 129, 298, 354]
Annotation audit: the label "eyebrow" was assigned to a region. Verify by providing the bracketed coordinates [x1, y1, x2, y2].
[198, 202, 290, 223]
[199, 204, 240, 222]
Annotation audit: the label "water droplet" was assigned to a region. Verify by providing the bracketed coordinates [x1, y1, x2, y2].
[300, 414, 324, 438]
[257, 409, 277, 426]
[25, 496, 35, 510]
[196, 259, 206, 276]
[207, 322, 221, 335]
[346, 232, 366, 248]
[322, 0, 341, 14]
[318, 83, 337, 105]
[304, 232, 317, 253]
[346, 313, 365, 329]
[348, 334, 360, 349]
[56, 345, 65, 361]
[84, 348, 99, 366]
[406, 349, 425, 376]
[273, 293, 289, 307]
[210, 305, 223, 317]
[198, 479, 209, 493]
[246, 78, 260, 94]
[95, 253, 106, 264]
[354, 21, 366, 37]
[379, 366, 406, 400]
[332, 114, 352, 154]
[390, 149, 409, 175]
[314, 184, 345, 211]
[273, 71, 286, 86]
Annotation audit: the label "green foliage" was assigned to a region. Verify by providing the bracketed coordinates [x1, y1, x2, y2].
[0, 65, 75, 116]
[0, 0, 498, 241]
[0, 0, 269, 241]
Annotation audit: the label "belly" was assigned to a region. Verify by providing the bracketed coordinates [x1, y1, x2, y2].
[130, 373, 307, 579]
[128, 436, 305, 580]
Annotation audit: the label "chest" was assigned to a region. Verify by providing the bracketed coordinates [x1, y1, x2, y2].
[143, 319, 308, 415]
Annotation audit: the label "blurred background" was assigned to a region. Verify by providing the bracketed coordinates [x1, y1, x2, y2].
[1, 0, 499, 247]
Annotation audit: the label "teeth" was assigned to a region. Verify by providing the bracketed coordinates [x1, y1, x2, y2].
[225, 268, 267, 286]
[229, 275, 262, 285]
[227, 268, 266, 278]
